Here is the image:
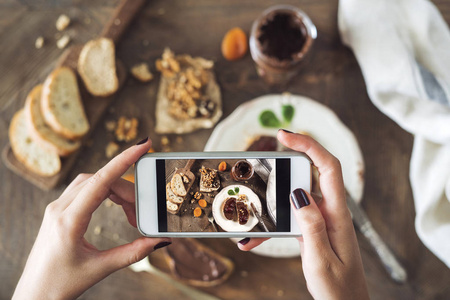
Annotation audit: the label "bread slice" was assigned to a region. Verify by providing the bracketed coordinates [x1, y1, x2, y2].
[41, 67, 89, 140]
[166, 200, 180, 215]
[166, 183, 184, 204]
[24, 84, 81, 156]
[170, 173, 187, 197]
[9, 109, 61, 177]
[78, 38, 119, 96]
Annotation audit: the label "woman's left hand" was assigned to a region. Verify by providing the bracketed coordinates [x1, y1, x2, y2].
[13, 139, 171, 300]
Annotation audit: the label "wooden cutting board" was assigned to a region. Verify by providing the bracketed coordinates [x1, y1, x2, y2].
[1, 0, 147, 190]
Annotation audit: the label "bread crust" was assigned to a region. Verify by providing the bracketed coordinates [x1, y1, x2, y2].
[41, 67, 89, 140]
[9, 110, 61, 177]
[24, 84, 81, 156]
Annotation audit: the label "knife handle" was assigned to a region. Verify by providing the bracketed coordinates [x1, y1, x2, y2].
[359, 222, 407, 283]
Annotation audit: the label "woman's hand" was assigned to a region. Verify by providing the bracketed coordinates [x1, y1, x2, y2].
[13, 138, 171, 300]
[238, 130, 369, 300]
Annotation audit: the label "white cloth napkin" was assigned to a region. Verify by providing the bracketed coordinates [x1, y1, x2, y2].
[338, 0, 450, 267]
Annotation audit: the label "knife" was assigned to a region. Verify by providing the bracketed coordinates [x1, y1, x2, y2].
[251, 203, 269, 232]
[346, 193, 407, 283]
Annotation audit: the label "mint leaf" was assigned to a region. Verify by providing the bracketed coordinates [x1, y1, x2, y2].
[282, 105, 295, 123]
[234, 187, 240, 194]
[259, 110, 281, 128]
[228, 189, 235, 195]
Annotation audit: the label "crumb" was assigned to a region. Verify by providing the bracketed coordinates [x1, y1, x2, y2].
[112, 233, 120, 241]
[115, 116, 139, 142]
[161, 136, 169, 146]
[56, 14, 71, 31]
[240, 270, 248, 277]
[277, 290, 284, 297]
[131, 63, 154, 82]
[93, 226, 102, 235]
[157, 8, 166, 15]
[35, 36, 44, 49]
[114, 18, 121, 25]
[56, 34, 71, 49]
[105, 141, 119, 158]
[105, 120, 116, 132]
[176, 136, 183, 144]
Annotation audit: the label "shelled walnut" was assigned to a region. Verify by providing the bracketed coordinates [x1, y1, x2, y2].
[115, 117, 138, 142]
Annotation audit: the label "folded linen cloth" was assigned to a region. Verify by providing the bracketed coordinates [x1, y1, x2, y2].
[338, 0, 450, 267]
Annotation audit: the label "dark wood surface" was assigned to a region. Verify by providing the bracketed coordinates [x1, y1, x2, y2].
[1, 1, 450, 299]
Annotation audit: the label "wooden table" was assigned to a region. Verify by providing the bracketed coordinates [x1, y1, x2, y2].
[1, 1, 449, 299]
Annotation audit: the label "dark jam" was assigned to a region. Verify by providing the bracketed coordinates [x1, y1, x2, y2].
[258, 13, 306, 61]
[236, 202, 249, 225]
[231, 160, 254, 181]
[223, 197, 237, 221]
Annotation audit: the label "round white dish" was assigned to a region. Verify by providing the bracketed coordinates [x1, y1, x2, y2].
[212, 185, 262, 232]
[205, 94, 365, 258]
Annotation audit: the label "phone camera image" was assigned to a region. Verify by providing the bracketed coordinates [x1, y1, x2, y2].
[160, 158, 287, 233]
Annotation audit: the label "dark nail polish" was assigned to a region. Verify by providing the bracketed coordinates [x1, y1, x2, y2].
[154, 241, 171, 250]
[279, 129, 293, 134]
[291, 188, 310, 209]
[238, 238, 250, 246]
[136, 137, 148, 145]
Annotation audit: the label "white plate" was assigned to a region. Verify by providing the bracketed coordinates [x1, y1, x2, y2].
[212, 185, 262, 232]
[205, 94, 364, 257]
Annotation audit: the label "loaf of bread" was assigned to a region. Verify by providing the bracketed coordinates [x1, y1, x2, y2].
[41, 67, 89, 140]
[166, 182, 184, 204]
[78, 38, 119, 97]
[24, 84, 80, 156]
[9, 109, 61, 177]
[170, 173, 187, 197]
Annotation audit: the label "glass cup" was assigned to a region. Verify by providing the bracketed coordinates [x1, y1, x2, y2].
[231, 160, 254, 181]
[249, 5, 317, 85]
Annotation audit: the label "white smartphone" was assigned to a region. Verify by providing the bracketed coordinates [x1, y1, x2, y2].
[135, 151, 311, 238]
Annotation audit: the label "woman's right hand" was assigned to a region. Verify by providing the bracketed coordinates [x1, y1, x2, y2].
[239, 130, 370, 300]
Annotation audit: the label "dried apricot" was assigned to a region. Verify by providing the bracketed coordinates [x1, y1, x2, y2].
[218, 161, 227, 172]
[221, 27, 248, 61]
[122, 173, 135, 183]
[193, 207, 202, 217]
[198, 199, 207, 208]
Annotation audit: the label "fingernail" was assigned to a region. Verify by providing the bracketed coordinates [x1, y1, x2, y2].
[154, 241, 171, 250]
[238, 238, 250, 246]
[279, 129, 293, 134]
[136, 137, 148, 145]
[291, 188, 310, 209]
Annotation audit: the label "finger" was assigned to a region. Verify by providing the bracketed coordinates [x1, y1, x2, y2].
[291, 188, 335, 261]
[109, 178, 135, 204]
[277, 130, 346, 210]
[237, 238, 269, 251]
[108, 194, 137, 227]
[98, 237, 172, 273]
[59, 173, 92, 199]
[66, 139, 151, 224]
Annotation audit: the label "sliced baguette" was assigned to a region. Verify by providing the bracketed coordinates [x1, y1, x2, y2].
[170, 173, 187, 197]
[78, 38, 119, 96]
[24, 84, 81, 156]
[41, 67, 89, 140]
[166, 200, 180, 215]
[166, 182, 184, 204]
[9, 109, 61, 177]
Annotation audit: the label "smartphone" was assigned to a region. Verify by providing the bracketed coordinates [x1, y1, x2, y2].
[135, 151, 311, 238]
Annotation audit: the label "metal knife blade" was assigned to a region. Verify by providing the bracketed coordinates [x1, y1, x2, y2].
[346, 193, 407, 283]
[250, 202, 269, 232]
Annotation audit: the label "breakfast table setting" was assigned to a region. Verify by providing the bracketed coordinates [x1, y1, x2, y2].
[1, 0, 450, 299]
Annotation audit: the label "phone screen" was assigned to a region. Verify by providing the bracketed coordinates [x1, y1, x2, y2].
[155, 158, 291, 233]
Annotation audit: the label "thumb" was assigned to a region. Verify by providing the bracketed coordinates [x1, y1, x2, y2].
[291, 188, 332, 258]
[99, 237, 172, 273]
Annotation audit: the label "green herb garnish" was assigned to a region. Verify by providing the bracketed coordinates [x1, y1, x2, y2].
[259, 104, 295, 128]
[234, 187, 239, 194]
[228, 189, 235, 195]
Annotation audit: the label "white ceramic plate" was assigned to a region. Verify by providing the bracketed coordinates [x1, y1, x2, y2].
[212, 185, 262, 232]
[205, 94, 364, 258]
